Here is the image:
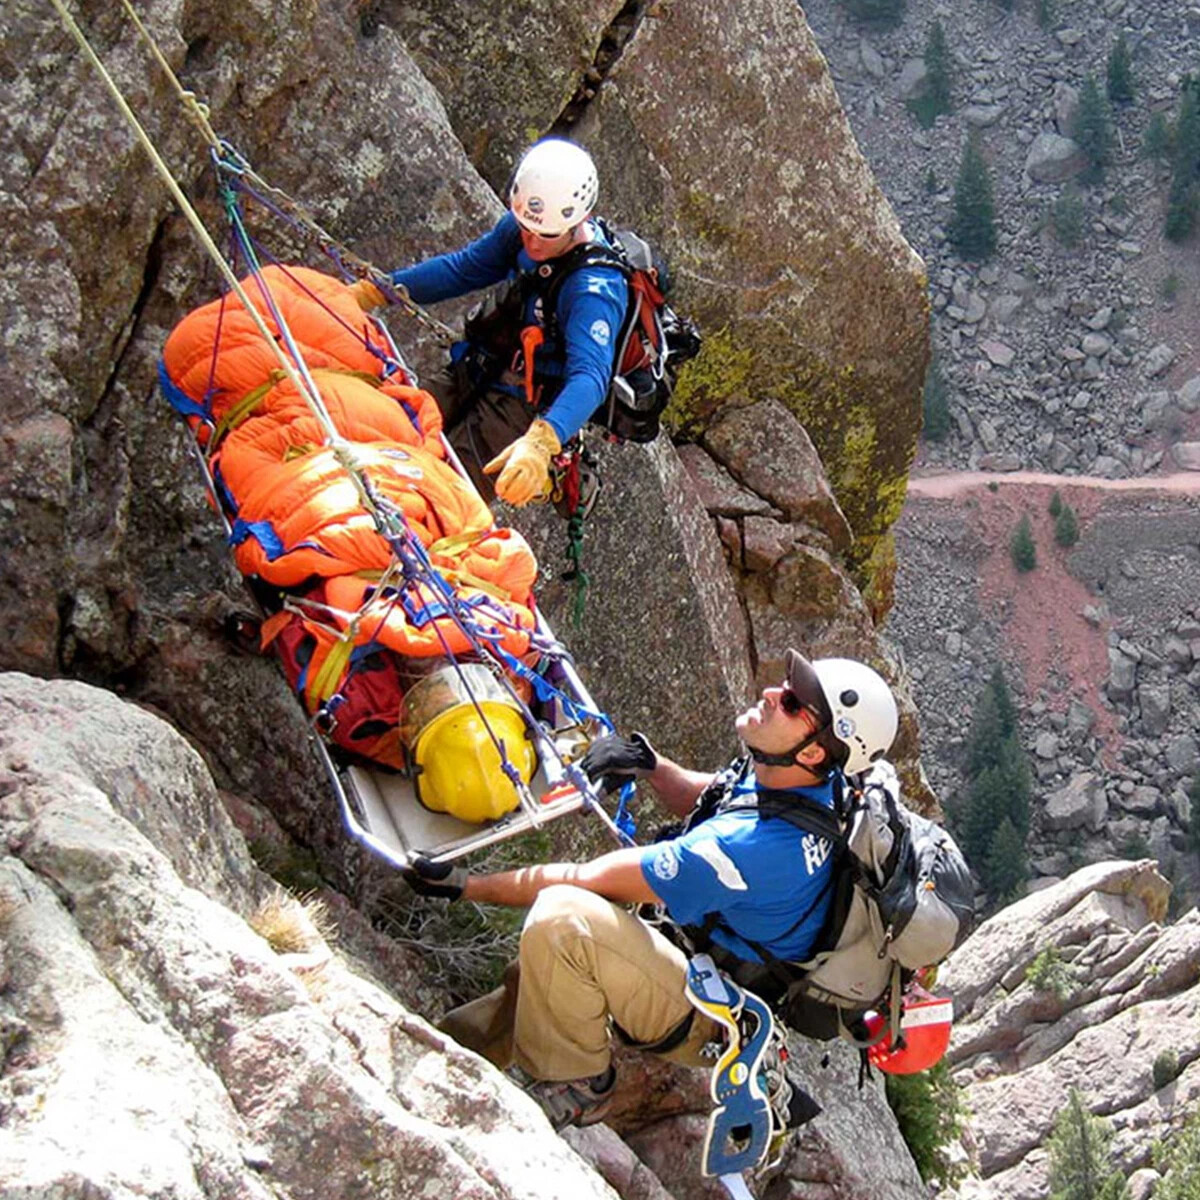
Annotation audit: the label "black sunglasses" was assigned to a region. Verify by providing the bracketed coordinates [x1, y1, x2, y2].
[779, 685, 807, 718]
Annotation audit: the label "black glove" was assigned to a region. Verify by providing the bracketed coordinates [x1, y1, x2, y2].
[580, 732, 658, 795]
[402, 854, 468, 901]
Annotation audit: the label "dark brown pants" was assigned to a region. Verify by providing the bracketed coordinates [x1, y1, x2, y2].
[423, 366, 536, 503]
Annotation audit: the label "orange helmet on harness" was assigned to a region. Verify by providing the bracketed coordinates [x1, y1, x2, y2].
[864, 994, 954, 1075]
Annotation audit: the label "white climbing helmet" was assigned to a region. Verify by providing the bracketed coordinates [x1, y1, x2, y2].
[509, 139, 599, 236]
[788, 650, 899, 775]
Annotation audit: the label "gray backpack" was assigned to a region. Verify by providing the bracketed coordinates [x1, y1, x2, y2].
[699, 761, 976, 1047]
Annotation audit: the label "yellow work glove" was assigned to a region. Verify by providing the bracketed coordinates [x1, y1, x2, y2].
[483, 419, 562, 506]
[348, 279, 387, 311]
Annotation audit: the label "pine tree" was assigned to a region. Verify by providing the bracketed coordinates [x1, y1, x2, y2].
[909, 20, 953, 129]
[1142, 112, 1173, 162]
[1073, 74, 1112, 185]
[963, 763, 1010, 863]
[885, 1061, 968, 1187]
[1047, 1089, 1127, 1200]
[993, 732, 1032, 836]
[922, 355, 952, 441]
[1052, 187, 1085, 247]
[1048, 490, 1063, 517]
[1036, 0, 1056, 29]
[1011, 513, 1037, 571]
[984, 817, 1028, 899]
[988, 662, 1018, 736]
[1156, 1108, 1200, 1199]
[949, 136, 997, 260]
[1055, 502, 1079, 547]
[1106, 35, 1135, 104]
[966, 663, 1018, 775]
[1166, 82, 1200, 242]
[958, 667, 1031, 885]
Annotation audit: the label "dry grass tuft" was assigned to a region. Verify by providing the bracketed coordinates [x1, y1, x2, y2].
[249, 887, 336, 955]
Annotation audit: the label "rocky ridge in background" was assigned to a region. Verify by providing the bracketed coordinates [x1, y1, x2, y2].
[940, 860, 1200, 1200]
[801, 0, 1200, 479]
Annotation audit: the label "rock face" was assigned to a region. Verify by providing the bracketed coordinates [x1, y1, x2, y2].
[0, 673, 618, 1199]
[940, 861, 1200, 1200]
[574, 0, 929, 574]
[0, 673, 927, 1199]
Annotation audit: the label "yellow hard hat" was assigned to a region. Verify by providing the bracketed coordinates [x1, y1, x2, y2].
[402, 664, 536, 823]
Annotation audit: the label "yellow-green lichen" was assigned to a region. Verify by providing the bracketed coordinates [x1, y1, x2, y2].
[663, 326, 755, 435]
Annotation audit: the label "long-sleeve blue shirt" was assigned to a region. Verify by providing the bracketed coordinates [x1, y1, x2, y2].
[390, 212, 628, 443]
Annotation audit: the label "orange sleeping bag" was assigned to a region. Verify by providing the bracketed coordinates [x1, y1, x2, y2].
[160, 263, 541, 773]
[160, 265, 422, 440]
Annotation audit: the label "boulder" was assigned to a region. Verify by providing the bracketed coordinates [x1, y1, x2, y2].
[1166, 734, 1199, 776]
[1024, 133, 1088, 183]
[676, 445, 776, 516]
[1107, 646, 1137, 699]
[0, 674, 619, 1200]
[1053, 82, 1080, 135]
[1042, 771, 1108, 833]
[1177, 375, 1200, 412]
[964, 104, 1007, 127]
[981, 340, 1016, 367]
[897, 58, 929, 101]
[577, 0, 929, 574]
[703, 399, 853, 551]
[1143, 344, 1176, 379]
[1137, 682, 1171, 736]
[1172, 442, 1200, 471]
[1124, 786, 1162, 817]
[1066, 697, 1096, 737]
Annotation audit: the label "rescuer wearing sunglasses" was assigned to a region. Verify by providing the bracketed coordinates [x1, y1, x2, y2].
[402, 649, 899, 1131]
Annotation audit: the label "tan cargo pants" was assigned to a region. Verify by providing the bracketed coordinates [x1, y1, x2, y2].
[439, 885, 720, 1082]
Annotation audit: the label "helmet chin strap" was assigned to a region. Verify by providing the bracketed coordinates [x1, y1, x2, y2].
[747, 728, 821, 768]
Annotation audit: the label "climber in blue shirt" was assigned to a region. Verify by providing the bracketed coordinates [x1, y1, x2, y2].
[399, 649, 901, 1131]
[352, 139, 627, 507]
[641, 764, 838, 965]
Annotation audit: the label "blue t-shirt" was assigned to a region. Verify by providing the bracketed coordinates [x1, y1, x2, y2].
[638, 772, 837, 964]
[390, 212, 628, 444]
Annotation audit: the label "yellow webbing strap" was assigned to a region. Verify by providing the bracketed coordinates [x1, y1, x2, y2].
[306, 629, 357, 709]
[426, 528, 490, 558]
[210, 373, 285, 446]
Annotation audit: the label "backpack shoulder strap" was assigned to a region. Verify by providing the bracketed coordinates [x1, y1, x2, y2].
[751, 786, 847, 846]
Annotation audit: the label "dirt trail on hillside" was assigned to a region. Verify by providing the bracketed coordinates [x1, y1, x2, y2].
[898, 470, 1200, 762]
[908, 470, 1200, 498]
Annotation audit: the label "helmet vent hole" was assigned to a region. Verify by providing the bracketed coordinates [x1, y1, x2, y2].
[840, 689, 859, 707]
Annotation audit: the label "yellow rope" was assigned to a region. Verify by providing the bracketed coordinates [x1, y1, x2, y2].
[115, 0, 223, 152]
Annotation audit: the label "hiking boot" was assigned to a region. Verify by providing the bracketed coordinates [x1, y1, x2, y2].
[510, 1064, 616, 1131]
